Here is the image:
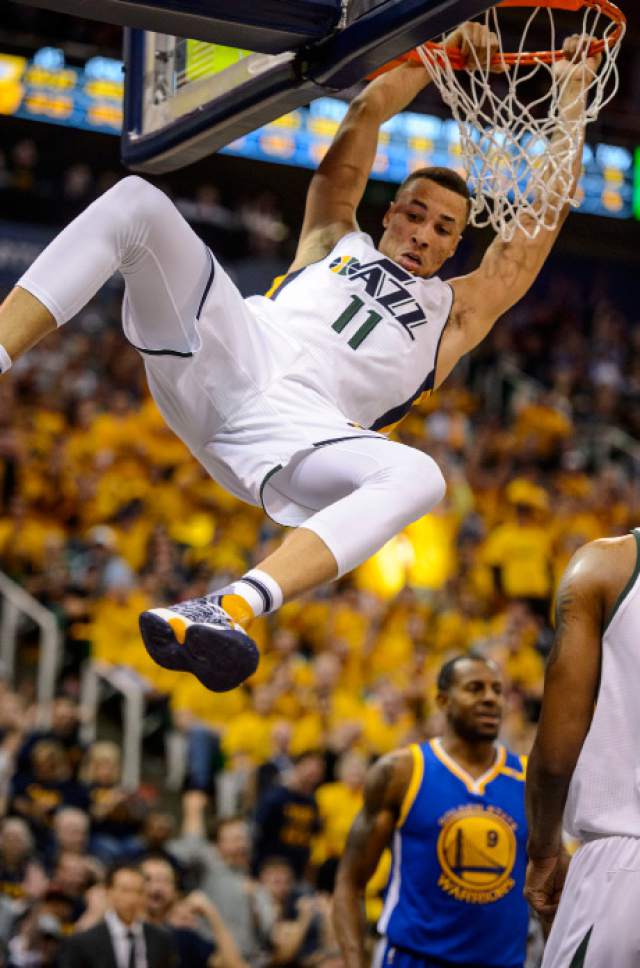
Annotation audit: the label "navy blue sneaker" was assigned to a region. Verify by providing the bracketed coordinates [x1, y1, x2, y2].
[139, 596, 259, 692]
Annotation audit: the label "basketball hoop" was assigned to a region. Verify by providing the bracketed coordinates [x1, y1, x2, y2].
[375, 0, 626, 241]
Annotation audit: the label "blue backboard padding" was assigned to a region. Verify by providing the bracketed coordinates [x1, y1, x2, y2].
[9, 0, 341, 53]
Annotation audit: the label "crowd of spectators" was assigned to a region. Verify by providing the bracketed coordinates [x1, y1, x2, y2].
[0, 686, 350, 966]
[0, 147, 639, 967]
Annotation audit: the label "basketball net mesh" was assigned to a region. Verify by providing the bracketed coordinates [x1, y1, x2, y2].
[417, 5, 625, 241]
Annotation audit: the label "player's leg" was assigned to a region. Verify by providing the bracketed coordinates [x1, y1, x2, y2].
[139, 437, 445, 689]
[0, 288, 57, 369]
[0, 177, 264, 694]
[541, 838, 617, 968]
[0, 175, 209, 372]
[254, 438, 446, 596]
[584, 862, 640, 967]
[543, 837, 640, 968]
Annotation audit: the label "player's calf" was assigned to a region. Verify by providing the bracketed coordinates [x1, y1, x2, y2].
[0, 287, 57, 373]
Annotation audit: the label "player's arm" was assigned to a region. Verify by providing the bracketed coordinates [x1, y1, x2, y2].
[524, 538, 628, 921]
[436, 37, 598, 386]
[332, 748, 413, 968]
[290, 22, 497, 271]
[289, 63, 432, 271]
[526, 542, 605, 860]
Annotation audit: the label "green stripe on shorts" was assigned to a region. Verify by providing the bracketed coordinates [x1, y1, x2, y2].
[569, 926, 593, 968]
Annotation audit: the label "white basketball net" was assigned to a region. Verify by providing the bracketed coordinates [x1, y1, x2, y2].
[417, 3, 625, 241]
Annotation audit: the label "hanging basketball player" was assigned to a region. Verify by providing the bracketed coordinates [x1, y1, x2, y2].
[0, 25, 599, 691]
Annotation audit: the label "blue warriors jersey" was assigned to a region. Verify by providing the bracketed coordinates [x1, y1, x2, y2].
[378, 739, 528, 968]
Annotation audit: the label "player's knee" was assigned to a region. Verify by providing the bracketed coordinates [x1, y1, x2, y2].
[106, 174, 150, 204]
[398, 450, 446, 518]
[104, 175, 169, 229]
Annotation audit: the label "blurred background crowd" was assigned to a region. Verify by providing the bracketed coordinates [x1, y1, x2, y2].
[0, 7, 639, 968]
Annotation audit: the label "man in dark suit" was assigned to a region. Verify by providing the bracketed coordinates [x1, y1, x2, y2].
[61, 864, 178, 968]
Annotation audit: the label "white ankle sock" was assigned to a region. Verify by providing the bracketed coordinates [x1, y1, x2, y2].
[226, 568, 283, 617]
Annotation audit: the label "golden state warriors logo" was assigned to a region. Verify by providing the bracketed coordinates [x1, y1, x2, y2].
[436, 805, 517, 904]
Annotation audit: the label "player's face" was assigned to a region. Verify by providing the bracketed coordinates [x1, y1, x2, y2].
[378, 179, 466, 277]
[441, 659, 504, 742]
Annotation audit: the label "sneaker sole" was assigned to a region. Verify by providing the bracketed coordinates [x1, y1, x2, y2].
[139, 611, 259, 692]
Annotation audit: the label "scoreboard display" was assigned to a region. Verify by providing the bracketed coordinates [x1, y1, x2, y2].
[0, 45, 637, 222]
[0, 46, 123, 134]
[221, 97, 636, 221]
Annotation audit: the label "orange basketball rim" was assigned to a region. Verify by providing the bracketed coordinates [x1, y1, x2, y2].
[374, 0, 626, 73]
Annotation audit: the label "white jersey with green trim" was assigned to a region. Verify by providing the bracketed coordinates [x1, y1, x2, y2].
[247, 230, 453, 432]
[564, 528, 640, 840]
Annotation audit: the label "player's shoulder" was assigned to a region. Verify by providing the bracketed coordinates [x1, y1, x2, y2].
[582, 532, 638, 555]
[367, 744, 416, 780]
[364, 745, 416, 810]
[562, 533, 638, 600]
[570, 532, 636, 559]
[288, 225, 372, 273]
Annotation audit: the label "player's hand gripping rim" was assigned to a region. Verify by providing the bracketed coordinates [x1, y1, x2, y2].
[443, 21, 506, 73]
[552, 33, 603, 87]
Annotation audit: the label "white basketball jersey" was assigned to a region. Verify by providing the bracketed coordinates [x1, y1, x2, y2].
[247, 231, 453, 432]
[564, 529, 640, 840]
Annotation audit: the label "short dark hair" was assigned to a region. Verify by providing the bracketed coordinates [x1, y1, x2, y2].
[258, 855, 295, 876]
[436, 653, 494, 693]
[105, 862, 143, 888]
[397, 166, 471, 221]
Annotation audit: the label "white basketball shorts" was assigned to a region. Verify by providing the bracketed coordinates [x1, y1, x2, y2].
[542, 835, 640, 968]
[124, 245, 384, 527]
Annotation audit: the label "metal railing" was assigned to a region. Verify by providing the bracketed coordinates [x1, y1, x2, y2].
[80, 661, 145, 791]
[0, 568, 148, 790]
[0, 570, 61, 725]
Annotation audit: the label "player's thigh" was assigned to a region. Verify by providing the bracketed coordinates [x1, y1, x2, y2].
[585, 862, 640, 966]
[541, 844, 606, 968]
[117, 177, 245, 355]
[543, 838, 640, 968]
[270, 436, 443, 513]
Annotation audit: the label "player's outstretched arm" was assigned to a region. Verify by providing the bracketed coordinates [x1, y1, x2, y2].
[291, 22, 498, 272]
[436, 35, 600, 387]
[332, 749, 412, 968]
[524, 537, 632, 923]
[290, 62, 432, 271]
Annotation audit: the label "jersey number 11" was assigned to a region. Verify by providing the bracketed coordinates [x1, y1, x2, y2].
[332, 296, 382, 350]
